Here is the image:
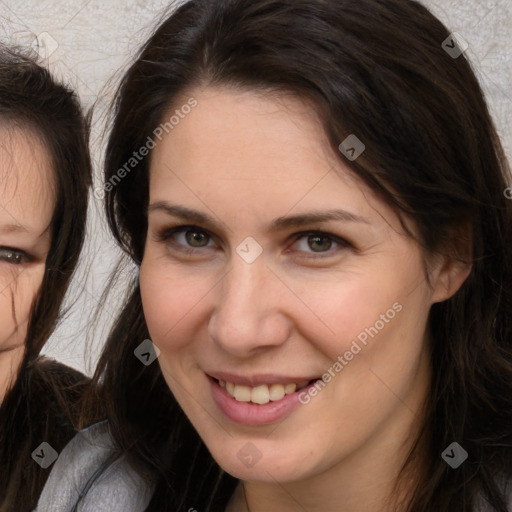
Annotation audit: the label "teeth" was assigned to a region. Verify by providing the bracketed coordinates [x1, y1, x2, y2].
[218, 379, 310, 405]
[234, 384, 251, 402]
[284, 383, 296, 394]
[269, 384, 285, 401]
[251, 385, 270, 405]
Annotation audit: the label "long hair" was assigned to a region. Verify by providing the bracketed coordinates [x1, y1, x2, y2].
[90, 1, 512, 510]
[0, 46, 92, 511]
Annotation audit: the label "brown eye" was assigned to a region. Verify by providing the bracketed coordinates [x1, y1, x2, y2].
[289, 231, 351, 258]
[157, 226, 216, 253]
[307, 234, 332, 252]
[185, 230, 210, 247]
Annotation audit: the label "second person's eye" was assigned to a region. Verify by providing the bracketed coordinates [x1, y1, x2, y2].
[0, 246, 32, 265]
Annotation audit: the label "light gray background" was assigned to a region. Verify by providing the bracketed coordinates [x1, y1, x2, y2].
[0, 0, 510, 375]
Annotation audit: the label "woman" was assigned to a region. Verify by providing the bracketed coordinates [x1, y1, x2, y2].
[0, 46, 93, 511]
[38, 0, 512, 510]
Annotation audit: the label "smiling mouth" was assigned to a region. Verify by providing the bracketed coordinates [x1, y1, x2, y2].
[216, 379, 314, 405]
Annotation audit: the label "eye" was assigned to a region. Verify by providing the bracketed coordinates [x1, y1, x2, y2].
[157, 226, 216, 253]
[288, 231, 351, 257]
[0, 246, 31, 265]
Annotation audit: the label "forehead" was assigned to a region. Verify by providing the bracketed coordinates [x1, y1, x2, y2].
[152, 86, 338, 179]
[0, 124, 55, 235]
[150, 87, 381, 219]
[149, 86, 365, 203]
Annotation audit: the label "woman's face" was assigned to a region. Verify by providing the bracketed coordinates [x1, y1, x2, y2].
[140, 87, 460, 485]
[0, 126, 53, 398]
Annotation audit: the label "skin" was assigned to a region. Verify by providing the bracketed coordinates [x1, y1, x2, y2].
[0, 126, 54, 403]
[139, 86, 470, 512]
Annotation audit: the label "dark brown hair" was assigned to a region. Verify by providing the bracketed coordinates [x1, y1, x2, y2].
[0, 46, 92, 511]
[91, 0, 512, 510]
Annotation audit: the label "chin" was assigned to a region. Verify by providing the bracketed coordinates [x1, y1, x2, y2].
[206, 438, 316, 484]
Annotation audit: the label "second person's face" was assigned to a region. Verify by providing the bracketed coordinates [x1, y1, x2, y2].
[0, 126, 54, 400]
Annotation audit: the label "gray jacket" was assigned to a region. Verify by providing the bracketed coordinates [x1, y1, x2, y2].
[35, 421, 155, 512]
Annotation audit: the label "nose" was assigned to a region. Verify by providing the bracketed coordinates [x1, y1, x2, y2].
[208, 255, 292, 357]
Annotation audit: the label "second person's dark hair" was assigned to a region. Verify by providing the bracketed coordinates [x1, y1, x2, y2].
[0, 46, 92, 511]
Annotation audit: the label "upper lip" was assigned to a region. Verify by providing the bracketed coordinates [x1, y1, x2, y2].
[206, 371, 318, 387]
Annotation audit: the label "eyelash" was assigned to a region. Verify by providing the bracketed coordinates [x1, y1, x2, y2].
[156, 225, 352, 259]
[0, 246, 32, 265]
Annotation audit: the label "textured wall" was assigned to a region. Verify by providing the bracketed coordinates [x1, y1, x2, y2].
[0, 0, 510, 374]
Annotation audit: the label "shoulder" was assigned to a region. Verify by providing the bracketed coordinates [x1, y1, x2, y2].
[0, 358, 91, 510]
[35, 420, 156, 512]
[27, 356, 90, 419]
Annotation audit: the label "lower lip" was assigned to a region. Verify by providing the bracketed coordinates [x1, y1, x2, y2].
[209, 377, 316, 426]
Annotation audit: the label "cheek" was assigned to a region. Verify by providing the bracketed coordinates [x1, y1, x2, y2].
[287, 269, 404, 359]
[139, 259, 211, 349]
[0, 267, 43, 348]
[292, 260, 431, 387]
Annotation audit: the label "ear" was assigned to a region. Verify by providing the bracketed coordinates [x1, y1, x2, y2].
[429, 254, 472, 304]
[426, 221, 473, 304]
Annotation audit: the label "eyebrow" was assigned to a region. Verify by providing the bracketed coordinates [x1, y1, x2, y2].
[147, 202, 370, 231]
